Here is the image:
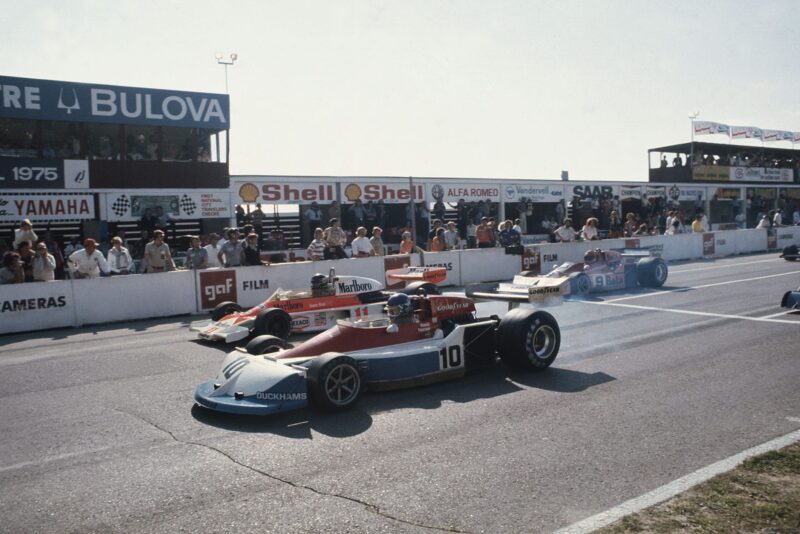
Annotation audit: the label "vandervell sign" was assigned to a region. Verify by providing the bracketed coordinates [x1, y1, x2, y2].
[0, 75, 229, 129]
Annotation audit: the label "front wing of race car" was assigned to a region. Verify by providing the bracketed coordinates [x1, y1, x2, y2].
[190, 319, 252, 343]
[195, 350, 310, 415]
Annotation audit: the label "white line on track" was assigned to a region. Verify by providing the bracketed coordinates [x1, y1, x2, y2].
[759, 309, 798, 320]
[581, 300, 799, 325]
[605, 271, 797, 303]
[554, 427, 800, 534]
[669, 258, 779, 274]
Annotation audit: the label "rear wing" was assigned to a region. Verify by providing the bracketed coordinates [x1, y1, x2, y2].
[613, 245, 663, 258]
[386, 266, 447, 285]
[466, 282, 564, 309]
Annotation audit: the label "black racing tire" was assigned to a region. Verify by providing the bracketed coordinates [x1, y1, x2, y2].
[245, 335, 286, 355]
[623, 266, 638, 289]
[782, 244, 798, 261]
[636, 257, 668, 287]
[497, 308, 560, 372]
[253, 308, 292, 339]
[307, 353, 362, 412]
[211, 301, 242, 321]
[570, 273, 591, 296]
[400, 281, 442, 296]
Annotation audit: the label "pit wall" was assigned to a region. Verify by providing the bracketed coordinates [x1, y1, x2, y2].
[1, 228, 797, 335]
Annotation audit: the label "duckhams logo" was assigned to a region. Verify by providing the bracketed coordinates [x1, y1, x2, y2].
[337, 279, 374, 293]
[200, 270, 237, 308]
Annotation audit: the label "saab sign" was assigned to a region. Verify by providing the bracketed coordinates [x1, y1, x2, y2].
[0, 75, 229, 129]
[199, 270, 237, 309]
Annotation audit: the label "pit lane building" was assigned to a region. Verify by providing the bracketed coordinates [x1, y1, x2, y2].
[0, 75, 232, 245]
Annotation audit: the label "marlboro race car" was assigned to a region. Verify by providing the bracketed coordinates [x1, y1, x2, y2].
[467, 248, 668, 303]
[194, 292, 561, 415]
[190, 266, 446, 343]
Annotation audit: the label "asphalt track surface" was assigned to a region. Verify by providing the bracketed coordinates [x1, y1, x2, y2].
[1, 252, 798, 533]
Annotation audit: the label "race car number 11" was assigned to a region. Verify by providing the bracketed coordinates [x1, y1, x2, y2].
[439, 345, 462, 370]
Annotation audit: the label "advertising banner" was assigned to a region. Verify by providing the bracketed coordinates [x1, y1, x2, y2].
[620, 185, 642, 200]
[644, 185, 666, 199]
[0, 193, 95, 221]
[341, 181, 425, 204]
[568, 183, 618, 201]
[667, 184, 705, 201]
[0, 75, 229, 129]
[763, 130, 793, 143]
[693, 121, 730, 136]
[730, 167, 793, 183]
[730, 126, 763, 140]
[0, 158, 89, 189]
[104, 191, 230, 221]
[234, 180, 337, 204]
[428, 182, 501, 203]
[503, 183, 564, 203]
[692, 165, 730, 181]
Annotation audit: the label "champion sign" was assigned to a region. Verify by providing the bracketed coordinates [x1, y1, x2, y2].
[0, 75, 229, 129]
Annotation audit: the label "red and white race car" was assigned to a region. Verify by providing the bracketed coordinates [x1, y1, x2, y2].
[467, 248, 668, 303]
[190, 266, 446, 343]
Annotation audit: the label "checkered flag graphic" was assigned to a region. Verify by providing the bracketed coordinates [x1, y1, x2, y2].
[180, 194, 197, 216]
[111, 195, 130, 217]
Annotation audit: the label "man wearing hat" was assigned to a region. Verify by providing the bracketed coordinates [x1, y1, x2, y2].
[68, 238, 110, 278]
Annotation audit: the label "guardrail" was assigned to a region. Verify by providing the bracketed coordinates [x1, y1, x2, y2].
[1, 228, 797, 335]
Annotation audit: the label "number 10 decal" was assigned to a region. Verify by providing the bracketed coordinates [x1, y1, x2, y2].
[439, 345, 462, 370]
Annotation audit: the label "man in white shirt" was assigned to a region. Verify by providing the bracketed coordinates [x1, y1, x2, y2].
[69, 238, 110, 278]
[204, 233, 222, 268]
[14, 219, 37, 249]
[107, 236, 133, 275]
[350, 227, 375, 257]
[553, 219, 577, 242]
[773, 210, 783, 227]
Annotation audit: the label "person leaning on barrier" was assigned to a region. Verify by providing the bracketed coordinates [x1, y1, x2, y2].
[553, 219, 577, 242]
[307, 228, 326, 261]
[184, 236, 209, 270]
[241, 233, 267, 266]
[143, 230, 176, 273]
[32, 242, 56, 281]
[218, 228, 243, 268]
[351, 226, 375, 258]
[323, 218, 347, 260]
[370, 227, 385, 256]
[204, 233, 222, 268]
[107, 236, 133, 275]
[69, 238, 110, 278]
[0, 251, 24, 284]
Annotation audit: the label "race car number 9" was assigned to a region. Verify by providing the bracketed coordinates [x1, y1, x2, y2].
[439, 345, 462, 370]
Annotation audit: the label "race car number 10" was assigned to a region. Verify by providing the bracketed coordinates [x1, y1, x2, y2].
[439, 345, 462, 370]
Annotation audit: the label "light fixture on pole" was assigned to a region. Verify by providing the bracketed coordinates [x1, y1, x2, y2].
[688, 111, 700, 142]
[215, 52, 238, 93]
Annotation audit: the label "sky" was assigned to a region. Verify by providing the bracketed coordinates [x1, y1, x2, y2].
[3, 0, 799, 182]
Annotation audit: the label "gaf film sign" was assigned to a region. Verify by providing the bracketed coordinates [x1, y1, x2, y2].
[199, 270, 237, 309]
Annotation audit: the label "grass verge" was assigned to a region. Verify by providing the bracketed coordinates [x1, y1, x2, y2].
[598, 442, 800, 533]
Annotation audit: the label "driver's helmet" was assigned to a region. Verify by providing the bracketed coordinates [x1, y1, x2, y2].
[584, 249, 600, 264]
[310, 273, 329, 291]
[385, 293, 412, 320]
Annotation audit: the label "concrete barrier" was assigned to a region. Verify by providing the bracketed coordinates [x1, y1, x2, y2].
[2, 229, 799, 335]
